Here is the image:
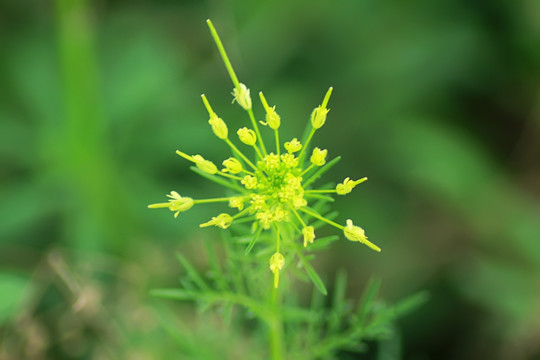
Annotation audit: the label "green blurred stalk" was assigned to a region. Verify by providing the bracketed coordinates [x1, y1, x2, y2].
[55, 0, 127, 252]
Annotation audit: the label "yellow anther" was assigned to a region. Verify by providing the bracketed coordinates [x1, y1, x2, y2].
[237, 127, 257, 146]
[336, 177, 367, 195]
[200, 213, 233, 229]
[310, 148, 327, 166]
[284, 138, 302, 153]
[343, 219, 381, 252]
[232, 83, 252, 110]
[302, 226, 315, 247]
[269, 252, 285, 288]
[222, 157, 243, 174]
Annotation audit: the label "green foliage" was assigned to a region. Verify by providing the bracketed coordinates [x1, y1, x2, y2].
[152, 241, 427, 359]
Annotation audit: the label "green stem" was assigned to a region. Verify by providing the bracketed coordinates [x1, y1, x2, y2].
[194, 196, 247, 205]
[298, 127, 316, 164]
[225, 138, 258, 171]
[274, 129, 280, 156]
[206, 19, 240, 88]
[248, 108, 267, 156]
[299, 207, 344, 230]
[217, 171, 242, 181]
[252, 143, 264, 160]
[269, 276, 284, 360]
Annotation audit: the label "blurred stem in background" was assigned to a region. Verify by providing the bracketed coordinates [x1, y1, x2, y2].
[55, 0, 129, 253]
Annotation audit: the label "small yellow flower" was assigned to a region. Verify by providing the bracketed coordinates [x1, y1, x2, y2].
[232, 83, 252, 110]
[302, 226, 315, 247]
[261, 153, 280, 170]
[280, 153, 298, 168]
[229, 197, 244, 210]
[269, 252, 285, 288]
[284, 138, 302, 153]
[200, 213, 233, 229]
[222, 157, 243, 174]
[250, 194, 267, 211]
[241, 175, 258, 189]
[343, 219, 381, 252]
[310, 148, 327, 166]
[257, 211, 274, 229]
[148, 191, 194, 218]
[237, 127, 257, 146]
[336, 177, 367, 195]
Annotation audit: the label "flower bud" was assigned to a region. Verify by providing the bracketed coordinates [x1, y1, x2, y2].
[192, 155, 218, 174]
[176, 151, 218, 174]
[233, 83, 252, 110]
[265, 107, 281, 129]
[237, 127, 257, 146]
[222, 157, 243, 174]
[200, 213, 233, 229]
[302, 226, 315, 247]
[259, 92, 281, 129]
[336, 177, 367, 195]
[343, 219, 381, 252]
[269, 252, 285, 288]
[208, 113, 228, 139]
[310, 147, 327, 166]
[229, 197, 244, 210]
[311, 87, 333, 129]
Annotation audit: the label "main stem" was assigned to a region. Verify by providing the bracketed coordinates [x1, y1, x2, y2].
[269, 285, 284, 360]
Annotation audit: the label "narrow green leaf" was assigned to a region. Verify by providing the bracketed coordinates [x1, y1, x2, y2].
[150, 288, 195, 300]
[304, 193, 335, 202]
[245, 227, 263, 255]
[176, 253, 210, 292]
[328, 269, 348, 334]
[308, 235, 340, 250]
[390, 291, 430, 318]
[303, 260, 327, 295]
[203, 238, 228, 291]
[356, 277, 382, 328]
[333, 269, 347, 309]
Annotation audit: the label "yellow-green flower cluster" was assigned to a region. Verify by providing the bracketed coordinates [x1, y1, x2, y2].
[149, 20, 380, 289]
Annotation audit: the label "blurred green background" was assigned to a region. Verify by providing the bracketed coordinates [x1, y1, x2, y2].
[1, 0, 540, 359]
